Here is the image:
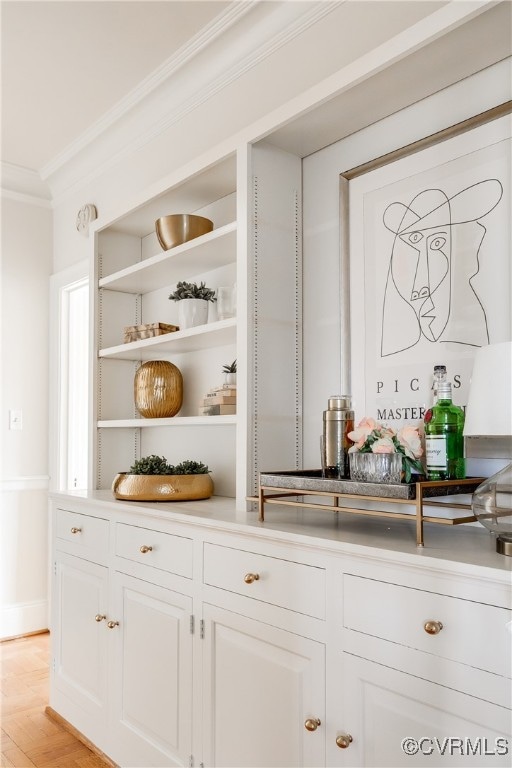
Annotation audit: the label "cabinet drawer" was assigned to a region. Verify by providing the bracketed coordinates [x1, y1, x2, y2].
[343, 574, 512, 678]
[203, 543, 325, 619]
[115, 523, 193, 579]
[55, 508, 109, 562]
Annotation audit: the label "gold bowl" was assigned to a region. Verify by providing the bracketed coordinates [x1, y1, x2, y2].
[112, 473, 214, 501]
[155, 214, 213, 251]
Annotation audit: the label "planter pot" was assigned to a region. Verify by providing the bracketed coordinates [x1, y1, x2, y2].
[177, 299, 209, 329]
[134, 360, 183, 418]
[349, 453, 403, 484]
[112, 473, 214, 501]
[223, 372, 236, 386]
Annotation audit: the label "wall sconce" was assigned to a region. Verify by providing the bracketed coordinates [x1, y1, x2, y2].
[464, 341, 512, 555]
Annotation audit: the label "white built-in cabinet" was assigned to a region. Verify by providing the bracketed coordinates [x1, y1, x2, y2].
[60, 6, 512, 768]
[49, 495, 512, 768]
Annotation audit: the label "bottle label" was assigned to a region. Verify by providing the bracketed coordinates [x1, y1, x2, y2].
[425, 435, 447, 469]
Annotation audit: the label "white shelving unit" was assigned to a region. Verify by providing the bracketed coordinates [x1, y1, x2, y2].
[92, 154, 242, 497]
[98, 221, 237, 294]
[99, 318, 236, 360]
[91, 146, 303, 504]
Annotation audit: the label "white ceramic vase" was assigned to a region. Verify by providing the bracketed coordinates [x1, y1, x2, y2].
[177, 298, 209, 329]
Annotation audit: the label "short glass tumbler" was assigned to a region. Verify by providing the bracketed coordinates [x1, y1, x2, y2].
[349, 452, 403, 484]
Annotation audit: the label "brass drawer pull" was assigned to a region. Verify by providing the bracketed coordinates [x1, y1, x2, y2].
[94, 614, 106, 622]
[139, 545, 153, 554]
[107, 620, 119, 629]
[244, 573, 259, 584]
[424, 620, 443, 635]
[70, 527, 82, 534]
[336, 733, 353, 749]
[304, 718, 321, 732]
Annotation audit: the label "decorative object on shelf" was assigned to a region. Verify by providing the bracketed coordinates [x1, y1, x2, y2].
[76, 203, 97, 237]
[155, 213, 213, 251]
[349, 452, 402, 484]
[217, 285, 237, 320]
[112, 456, 213, 501]
[221, 359, 237, 385]
[123, 322, 179, 344]
[464, 341, 512, 556]
[258, 470, 484, 546]
[168, 280, 216, 329]
[199, 382, 236, 416]
[348, 417, 424, 482]
[321, 395, 354, 479]
[134, 360, 183, 418]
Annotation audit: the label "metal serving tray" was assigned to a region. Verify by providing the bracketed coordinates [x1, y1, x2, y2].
[259, 469, 482, 501]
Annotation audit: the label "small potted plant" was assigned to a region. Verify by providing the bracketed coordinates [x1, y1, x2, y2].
[222, 359, 237, 385]
[168, 281, 216, 329]
[112, 455, 213, 501]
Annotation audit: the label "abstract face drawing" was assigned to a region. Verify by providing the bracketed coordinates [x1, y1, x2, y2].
[381, 180, 503, 357]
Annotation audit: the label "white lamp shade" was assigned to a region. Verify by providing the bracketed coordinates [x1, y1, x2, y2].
[464, 341, 512, 437]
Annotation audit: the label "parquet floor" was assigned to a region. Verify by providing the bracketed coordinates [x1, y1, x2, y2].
[1, 632, 109, 768]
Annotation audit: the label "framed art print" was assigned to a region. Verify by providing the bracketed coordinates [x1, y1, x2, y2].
[343, 104, 512, 429]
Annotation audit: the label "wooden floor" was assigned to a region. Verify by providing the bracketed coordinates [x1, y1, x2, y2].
[1, 632, 109, 768]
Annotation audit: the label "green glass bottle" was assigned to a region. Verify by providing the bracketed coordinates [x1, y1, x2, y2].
[424, 380, 465, 480]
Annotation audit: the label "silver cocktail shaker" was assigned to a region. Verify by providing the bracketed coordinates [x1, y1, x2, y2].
[322, 395, 354, 478]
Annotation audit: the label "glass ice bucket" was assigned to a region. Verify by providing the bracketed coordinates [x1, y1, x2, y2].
[349, 452, 403, 484]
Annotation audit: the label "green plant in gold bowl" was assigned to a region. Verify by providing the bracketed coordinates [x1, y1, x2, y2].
[112, 455, 213, 501]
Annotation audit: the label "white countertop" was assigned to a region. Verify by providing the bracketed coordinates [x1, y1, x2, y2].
[51, 490, 512, 583]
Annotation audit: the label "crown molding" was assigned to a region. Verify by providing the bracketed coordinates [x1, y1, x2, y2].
[43, 1, 341, 202]
[40, 2, 256, 182]
[1, 162, 52, 207]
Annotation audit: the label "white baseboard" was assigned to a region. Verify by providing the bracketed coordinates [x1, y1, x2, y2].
[0, 599, 49, 640]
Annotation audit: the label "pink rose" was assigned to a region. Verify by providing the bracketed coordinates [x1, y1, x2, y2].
[348, 417, 381, 449]
[398, 425, 423, 459]
[371, 436, 395, 453]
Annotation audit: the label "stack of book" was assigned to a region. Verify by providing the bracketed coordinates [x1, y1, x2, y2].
[199, 384, 236, 416]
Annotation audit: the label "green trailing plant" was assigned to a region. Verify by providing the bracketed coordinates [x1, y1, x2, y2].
[222, 359, 237, 373]
[168, 281, 216, 302]
[128, 455, 210, 475]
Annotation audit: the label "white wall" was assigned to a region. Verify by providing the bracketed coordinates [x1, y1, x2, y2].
[1, 195, 53, 638]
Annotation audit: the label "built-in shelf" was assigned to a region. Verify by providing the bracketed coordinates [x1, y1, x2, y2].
[98, 415, 237, 428]
[99, 222, 237, 293]
[99, 318, 236, 360]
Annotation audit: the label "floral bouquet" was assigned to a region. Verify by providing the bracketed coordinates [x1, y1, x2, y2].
[348, 418, 424, 482]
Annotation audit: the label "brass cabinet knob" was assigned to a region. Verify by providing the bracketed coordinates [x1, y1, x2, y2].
[304, 718, 321, 732]
[244, 573, 260, 584]
[70, 527, 82, 534]
[107, 620, 119, 629]
[424, 620, 443, 635]
[139, 545, 153, 554]
[336, 733, 353, 749]
[94, 614, 106, 622]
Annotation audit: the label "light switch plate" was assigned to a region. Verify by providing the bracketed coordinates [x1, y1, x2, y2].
[9, 409, 23, 430]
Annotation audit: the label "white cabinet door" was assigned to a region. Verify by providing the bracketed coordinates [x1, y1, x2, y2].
[202, 603, 325, 768]
[52, 551, 109, 745]
[331, 654, 512, 767]
[109, 571, 193, 768]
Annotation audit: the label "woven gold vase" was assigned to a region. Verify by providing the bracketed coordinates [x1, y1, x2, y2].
[134, 360, 183, 418]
